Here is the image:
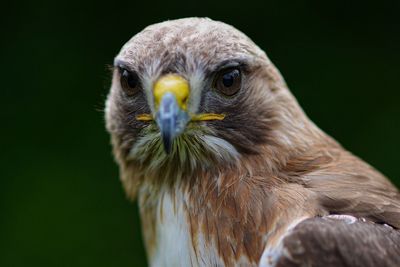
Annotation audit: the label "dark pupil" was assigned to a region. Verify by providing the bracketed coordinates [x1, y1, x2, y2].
[222, 70, 239, 87]
[123, 70, 137, 88]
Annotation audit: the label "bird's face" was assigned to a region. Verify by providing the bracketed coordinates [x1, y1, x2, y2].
[106, 18, 295, 189]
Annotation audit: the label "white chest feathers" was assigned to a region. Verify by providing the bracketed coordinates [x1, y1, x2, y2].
[142, 190, 226, 267]
[151, 192, 195, 267]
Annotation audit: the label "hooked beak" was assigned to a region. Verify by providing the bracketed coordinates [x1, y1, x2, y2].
[153, 74, 190, 153]
[135, 74, 225, 154]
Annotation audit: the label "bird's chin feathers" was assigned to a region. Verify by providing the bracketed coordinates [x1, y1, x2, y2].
[127, 123, 239, 180]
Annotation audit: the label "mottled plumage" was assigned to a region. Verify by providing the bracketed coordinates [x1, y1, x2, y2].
[105, 18, 400, 266]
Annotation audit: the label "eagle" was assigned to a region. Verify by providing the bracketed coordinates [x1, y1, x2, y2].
[105, 18, 400, 267]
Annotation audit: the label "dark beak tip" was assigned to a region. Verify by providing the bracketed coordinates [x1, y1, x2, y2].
[164, 142, 172, 154]
[162, 133, 172, 154]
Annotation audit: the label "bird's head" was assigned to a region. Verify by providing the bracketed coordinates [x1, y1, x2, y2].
[105, 18, 322, 197]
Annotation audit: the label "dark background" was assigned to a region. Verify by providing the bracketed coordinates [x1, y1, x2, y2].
[1, 0, 399, 266]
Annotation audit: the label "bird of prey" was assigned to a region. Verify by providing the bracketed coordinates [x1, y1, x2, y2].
[105, 18, 400, 267]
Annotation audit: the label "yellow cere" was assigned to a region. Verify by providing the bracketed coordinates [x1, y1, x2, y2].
[136, 74, 226, 122]
[153, 74, 190, 110]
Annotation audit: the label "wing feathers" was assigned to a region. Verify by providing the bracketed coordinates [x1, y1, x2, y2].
[275, 216, 400, 267]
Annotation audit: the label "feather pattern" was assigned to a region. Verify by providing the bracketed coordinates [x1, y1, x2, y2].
[105, 17, 400, 266]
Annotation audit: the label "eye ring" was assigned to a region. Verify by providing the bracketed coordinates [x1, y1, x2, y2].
[119, 67, 140, 96]
[214, 68, 242, 96]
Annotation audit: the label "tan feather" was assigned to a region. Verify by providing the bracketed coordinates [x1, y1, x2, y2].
[105, 17, 400, 266]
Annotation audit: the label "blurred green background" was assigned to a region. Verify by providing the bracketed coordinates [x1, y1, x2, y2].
[1, 0, 399, 266]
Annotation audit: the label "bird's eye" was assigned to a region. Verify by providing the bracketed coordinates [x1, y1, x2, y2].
[215, 68, 242, 96]
[119, 67, 139, 95]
